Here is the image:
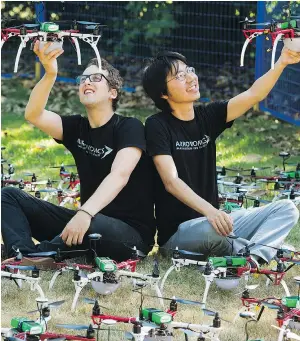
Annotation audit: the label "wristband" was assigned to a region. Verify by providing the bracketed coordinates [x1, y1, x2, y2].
[77, 208, 94, 219]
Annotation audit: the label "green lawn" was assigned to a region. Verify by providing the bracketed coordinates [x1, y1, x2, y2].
[1, 79, 300, 341]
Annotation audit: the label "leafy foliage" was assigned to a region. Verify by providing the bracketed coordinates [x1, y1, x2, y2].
[115, 1, 179, 56]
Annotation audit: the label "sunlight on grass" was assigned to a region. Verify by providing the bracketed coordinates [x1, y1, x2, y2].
[1, 94, 300, 340]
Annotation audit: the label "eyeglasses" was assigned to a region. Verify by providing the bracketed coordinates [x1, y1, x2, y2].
[75, 73, 110, 85]
[166, 66, 196, 83]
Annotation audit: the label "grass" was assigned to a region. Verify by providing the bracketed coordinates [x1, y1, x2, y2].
[1, 80, 300, 341]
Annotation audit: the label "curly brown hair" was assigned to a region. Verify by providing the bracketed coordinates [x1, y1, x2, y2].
[86, 58, 123, 111]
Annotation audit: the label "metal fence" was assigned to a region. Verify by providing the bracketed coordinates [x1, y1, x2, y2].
[255, 1, 300, 126]
[1, 1, 299, 124]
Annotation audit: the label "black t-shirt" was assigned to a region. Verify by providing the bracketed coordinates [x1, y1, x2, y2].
[57, 113, 156, 245]
[145, 101, 233, 245]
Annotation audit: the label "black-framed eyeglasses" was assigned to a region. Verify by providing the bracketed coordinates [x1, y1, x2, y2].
[166, 66, 196, 83]
[75, 73, 110, 85]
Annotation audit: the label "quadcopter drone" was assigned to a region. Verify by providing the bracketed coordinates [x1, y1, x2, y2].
[1, 20, 105, 73]
[1, 267, 45, 299]
[57, 293, 224, 341]
[240, 15, 300, 69]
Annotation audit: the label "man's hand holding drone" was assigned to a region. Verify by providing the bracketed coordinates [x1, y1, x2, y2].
[33, 41, 64, 76]
[278, 46, 300, 66]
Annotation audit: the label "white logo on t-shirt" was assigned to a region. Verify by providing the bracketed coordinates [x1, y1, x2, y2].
[175, 135, 210, 150]
[77, 139, 113, 158]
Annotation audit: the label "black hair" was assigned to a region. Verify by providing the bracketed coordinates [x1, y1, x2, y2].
[142, 51, 187, 112]
[86, 58, 123, 111]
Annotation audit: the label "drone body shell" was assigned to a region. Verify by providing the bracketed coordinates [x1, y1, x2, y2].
[91, 279, 120, 295]
[283, 35, 300, 52]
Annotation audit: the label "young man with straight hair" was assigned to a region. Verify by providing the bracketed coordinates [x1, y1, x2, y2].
[142, 48, 299, 263]
[2, 41, 156, 263]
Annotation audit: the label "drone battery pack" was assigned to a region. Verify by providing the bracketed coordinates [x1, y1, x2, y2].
[281, 295, 300, 308]
[11, 317, 43, 334]
[142, 308, 172, 324]
[95, 257, 117, 272]
[39, 41, 63, 54]
[209, 256, 247, 267]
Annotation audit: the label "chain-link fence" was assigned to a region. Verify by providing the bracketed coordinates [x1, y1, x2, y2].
[1, 1, 299, 124]
[255, 1, 300, 125]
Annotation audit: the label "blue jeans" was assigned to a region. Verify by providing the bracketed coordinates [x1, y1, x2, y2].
[1, 187, 150, 261]
[162, 200, 299, 262]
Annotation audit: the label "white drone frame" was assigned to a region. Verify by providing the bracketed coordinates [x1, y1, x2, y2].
[1, 30, 102, 73]
[1, 270, 45, 298]
[70, 268, 163, 312]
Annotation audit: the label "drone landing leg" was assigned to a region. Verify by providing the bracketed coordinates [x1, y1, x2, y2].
[240, 32, 263, 67]
[71, 281, 86, 311]
[72, 38, 82, 65]
[49, 268, 64, 290]
[154, 283, 165, 308]
[159, 265, 175, 293]
[271, 33, 284, 70]
[14, 36, 29, 73]
[202, 274, 215, 306]
[32, 282, 45, 299]
[16, 269, 23, 288]
[280, 280, 290, 297]
[90, 43, 101, 70]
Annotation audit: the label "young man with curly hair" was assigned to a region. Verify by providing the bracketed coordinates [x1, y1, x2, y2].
[2, 42, 156, 262]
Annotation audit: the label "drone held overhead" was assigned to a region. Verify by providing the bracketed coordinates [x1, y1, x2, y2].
[240, 7, 300, 69]
[1, 1, 300, 341]
[1, 20, 105, 72]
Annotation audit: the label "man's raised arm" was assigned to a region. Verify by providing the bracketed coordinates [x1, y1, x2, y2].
[25, 41, 64, 140]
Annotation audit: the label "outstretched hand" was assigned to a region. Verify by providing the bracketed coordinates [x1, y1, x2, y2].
[33, 40, 64, 76]
[279, 47, 300, 66]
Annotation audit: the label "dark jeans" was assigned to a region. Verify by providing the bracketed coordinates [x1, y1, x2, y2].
[1, 187, 150, 262]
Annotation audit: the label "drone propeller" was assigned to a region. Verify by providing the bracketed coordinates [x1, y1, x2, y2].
[235, 284, 260, 296]
[5, 337, 25, 341]
[27, 251, 58, 257]
[23, 172, 38, 177]
[177, 328, 201, 337]
[242, 166, 271, 171]
[227, 235, 292, 253]
[124, 331, 134, 340]
[123, 244, 146, 259]
[174, 248, 204, 257]
[9, 23, 40, 29]
[239, 17, 256, 24]
[4, 264, 38, 271]
[271, 325, 300, 340]
[202, 309, 231, 323]
[56, 324, 91, 330]
[27, 300, 66, 313]
[140, 293, 205, 306]
[50, 164, 76, 168]
[83, 298, 108, 309]
[261, 302, 280, 309]
[77, 21, 102, 25]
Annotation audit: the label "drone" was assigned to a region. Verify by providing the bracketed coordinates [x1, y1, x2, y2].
[236, 276, 300, 337]
[240, 15, 300, 69]
[1, 267, 45, 299]
[57, 292, 224, 341]
[69, 255, 163, 312]
[159, 246, 253, 307]
[1, 20, 105, 73]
